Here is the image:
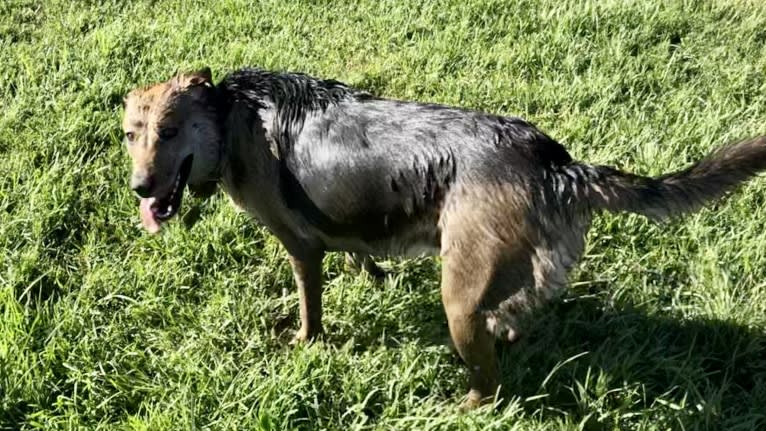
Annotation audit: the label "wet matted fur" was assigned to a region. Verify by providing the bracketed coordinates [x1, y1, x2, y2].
[121, 67, 766, 408]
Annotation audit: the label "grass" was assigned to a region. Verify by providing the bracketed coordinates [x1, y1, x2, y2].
[2, 0, 766, 429]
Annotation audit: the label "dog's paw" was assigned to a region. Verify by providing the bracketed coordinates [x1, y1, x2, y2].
[290, 327, 323, 345]
[362, 259, 386, 280]
[458, 390, 496, 412]
[344, 253, 387, 281]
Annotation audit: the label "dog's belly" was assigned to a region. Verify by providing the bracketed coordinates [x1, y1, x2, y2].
[314, 218, 441, 258]
[322, 236, 440, 258]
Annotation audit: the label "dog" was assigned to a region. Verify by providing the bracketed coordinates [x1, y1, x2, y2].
[121, 66, 766, 408]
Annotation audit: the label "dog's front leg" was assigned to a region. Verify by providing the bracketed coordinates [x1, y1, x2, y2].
[288, 251, 325, 343]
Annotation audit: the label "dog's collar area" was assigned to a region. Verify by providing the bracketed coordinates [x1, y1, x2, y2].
[188, 178, 218, 199]
[204, 85, 227, 187]
[209, 134, 225, 187]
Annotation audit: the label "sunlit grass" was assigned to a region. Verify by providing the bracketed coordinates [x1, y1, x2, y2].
[2, 0, 766, 429]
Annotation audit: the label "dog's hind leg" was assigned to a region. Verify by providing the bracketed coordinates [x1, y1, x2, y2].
[289, 251, 325, 343]
[439, 222, 504, 409]
[441, 249, 499, 409]
[440, 192, 539, 409]
[344, 252, 386, 280]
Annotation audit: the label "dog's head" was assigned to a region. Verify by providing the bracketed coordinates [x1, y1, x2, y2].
[122, 68, 221, 233]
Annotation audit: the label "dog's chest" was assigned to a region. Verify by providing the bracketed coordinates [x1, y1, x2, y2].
[220, 174, 305, 236]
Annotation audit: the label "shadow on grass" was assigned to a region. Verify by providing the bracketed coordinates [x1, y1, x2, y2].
[493, 296, 766, 428]
[317, 262, 765, 428]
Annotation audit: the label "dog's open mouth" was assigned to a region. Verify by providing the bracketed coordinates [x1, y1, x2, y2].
[139, 155, 193, 234]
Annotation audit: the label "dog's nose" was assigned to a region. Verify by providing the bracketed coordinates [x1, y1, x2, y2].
[131, 174, 154, 198]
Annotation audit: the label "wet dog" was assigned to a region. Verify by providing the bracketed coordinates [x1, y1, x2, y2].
[122, 67, 766, 408]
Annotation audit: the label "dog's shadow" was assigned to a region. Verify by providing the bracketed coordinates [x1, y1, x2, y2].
[491, 295, 766, 427]
[317, 261, 765, 427]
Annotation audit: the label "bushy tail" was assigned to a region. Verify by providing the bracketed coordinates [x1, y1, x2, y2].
[557, 136, 766, 221]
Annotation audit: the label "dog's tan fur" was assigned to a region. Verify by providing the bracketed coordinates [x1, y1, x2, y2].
[122, 68, 766, 409]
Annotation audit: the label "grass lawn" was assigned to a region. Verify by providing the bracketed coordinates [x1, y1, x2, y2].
[2, 0, 766, 429]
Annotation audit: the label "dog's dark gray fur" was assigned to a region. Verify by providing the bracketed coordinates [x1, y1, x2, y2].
[122, 67, 766, 408]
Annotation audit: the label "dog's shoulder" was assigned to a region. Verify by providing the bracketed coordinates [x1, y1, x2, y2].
[216, 67, 371, 110]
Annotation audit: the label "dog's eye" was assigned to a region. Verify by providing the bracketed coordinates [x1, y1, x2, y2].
[125, 131, 135, 142]
[158, 127, 179, 140]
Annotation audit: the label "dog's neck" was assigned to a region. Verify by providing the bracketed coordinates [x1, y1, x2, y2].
[213, 67, 370, 160]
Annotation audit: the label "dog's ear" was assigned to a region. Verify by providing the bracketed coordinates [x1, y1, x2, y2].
[177, 67, 213, 89]
[122, 90, 138, 109]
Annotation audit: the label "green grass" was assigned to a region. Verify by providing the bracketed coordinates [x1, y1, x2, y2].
[2, 0, 766, 429]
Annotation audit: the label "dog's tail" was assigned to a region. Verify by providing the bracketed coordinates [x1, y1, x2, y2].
[555, 136, 766, 221]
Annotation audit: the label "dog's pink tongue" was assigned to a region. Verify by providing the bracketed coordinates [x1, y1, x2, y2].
[139, 198, 161, 234]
